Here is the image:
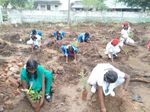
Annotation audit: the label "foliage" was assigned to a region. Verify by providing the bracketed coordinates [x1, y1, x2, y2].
[24, 0, 35, 9]
[81, 0, 107, 10]
[21, 85, 42, 101]
[70, 40, 79, 47]
[79, 69, 87, 88]
[94, 0, 107, 10]
[0, 0, 9, 7]
[117, 0, 150, 11]
[0, 0, 35, 9]
[29, 90, 42, 101]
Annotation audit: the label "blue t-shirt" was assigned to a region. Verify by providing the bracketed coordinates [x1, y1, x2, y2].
[61, 45, 78, 57]
[77, 33, 89, 42]
[53, 31, 65, 40]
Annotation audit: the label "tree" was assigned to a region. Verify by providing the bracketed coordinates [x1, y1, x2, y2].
[117, 0, 150, 11]
[0, 0, 9, 7]
[0, 0, 34, 9]
[81, 0, 107, 11]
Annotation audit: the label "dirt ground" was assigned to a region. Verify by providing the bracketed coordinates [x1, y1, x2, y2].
[0, 22, 150, 112]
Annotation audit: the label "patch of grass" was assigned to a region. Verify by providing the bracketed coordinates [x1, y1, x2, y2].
[79, 69, 87, 89]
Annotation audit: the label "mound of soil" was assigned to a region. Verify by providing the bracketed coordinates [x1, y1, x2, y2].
[0, 23, 150, 112]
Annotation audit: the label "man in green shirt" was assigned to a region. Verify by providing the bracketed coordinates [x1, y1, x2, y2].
[20, 59, 53, 103]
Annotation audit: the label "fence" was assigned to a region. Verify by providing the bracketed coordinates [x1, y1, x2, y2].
[1, 9, 150, 24]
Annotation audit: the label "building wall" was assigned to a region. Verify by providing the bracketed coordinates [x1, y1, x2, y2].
[36, 4, 60, 10]
[60, 0, 134, 11]
[4, 10, 150, 24]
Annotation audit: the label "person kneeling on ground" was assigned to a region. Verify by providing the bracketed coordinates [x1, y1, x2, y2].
[20, 59, 53, 111]
[121, 21, 136, 46]
[77, 32, 90, 43]
[61, 44, 78, 63]
[105, 37, 123, 62]
[88, 63, 130, 112]
[27, 29, 43, 50]
[52, 31, 65, 40]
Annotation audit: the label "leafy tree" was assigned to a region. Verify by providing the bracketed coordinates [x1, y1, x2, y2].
[117, 0, 150, 11]
[0, 0, 9, 7]
[0, 0, 34, 9]
[81, 0, 107, 10]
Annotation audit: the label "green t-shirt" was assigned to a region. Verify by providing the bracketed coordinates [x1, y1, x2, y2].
[20, 65, 53, 93]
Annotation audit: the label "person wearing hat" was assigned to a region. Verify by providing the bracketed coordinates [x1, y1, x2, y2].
[122, 21, 131, 31]
[88, 63, 130, 112]
[20, 59, 53, 110]
[121, 22, 135, 46]
[105, 38, 123, 62]
[27, 29, 43, 50]
[77, 32, 90, 43]
[52, 31, 65, 40]
[61, 44, 78, 63]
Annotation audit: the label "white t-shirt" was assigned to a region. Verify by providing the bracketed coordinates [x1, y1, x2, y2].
[87, 63, 125, 96]
[33, 39, 39, 46]
[121, 27, 135, 45]
[105, 42, 121, 55]
[27, 34, 42, 46]
[121, 27, 131, 39]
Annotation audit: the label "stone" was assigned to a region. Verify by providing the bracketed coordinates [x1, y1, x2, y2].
[76, 88, 82, 92]
[4, 100, 14, 109]
[9, 66, 19, 74]
[7, 77, 18, 87]
[0, 94, 5, 100]
[0, 105, 4, 112]
[4, 68, 8, 73]
[8, 64, 12, 68]
[7, 71, 13, 76]
[4, 94, 24, 109]
[17, 62, 23, 67]
[0, 74, 7, 82]
[9, 67, 15, 72]
[13, 74, 20, 79]
[132, 95, 143, 103]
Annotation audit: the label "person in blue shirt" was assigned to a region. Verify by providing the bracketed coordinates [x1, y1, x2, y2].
[53, 31, 65, 40]
[61, 44, 78, 63]
[77, 32, 90, 43]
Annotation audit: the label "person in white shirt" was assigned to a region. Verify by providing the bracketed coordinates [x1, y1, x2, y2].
[105, 38, 123, 62]
[121, 21, 135, 46]
[27, 29, 43, 50]
[88, 63, 130, 112]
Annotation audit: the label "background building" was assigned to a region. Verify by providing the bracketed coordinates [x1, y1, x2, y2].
[34, 0, 61, 10]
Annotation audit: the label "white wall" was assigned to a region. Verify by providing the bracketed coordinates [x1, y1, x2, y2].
[5, 10, 150, 24]
[0, 8, 2, 23]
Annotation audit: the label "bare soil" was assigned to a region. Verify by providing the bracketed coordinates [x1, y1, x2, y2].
[0, 22, 150, 112]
